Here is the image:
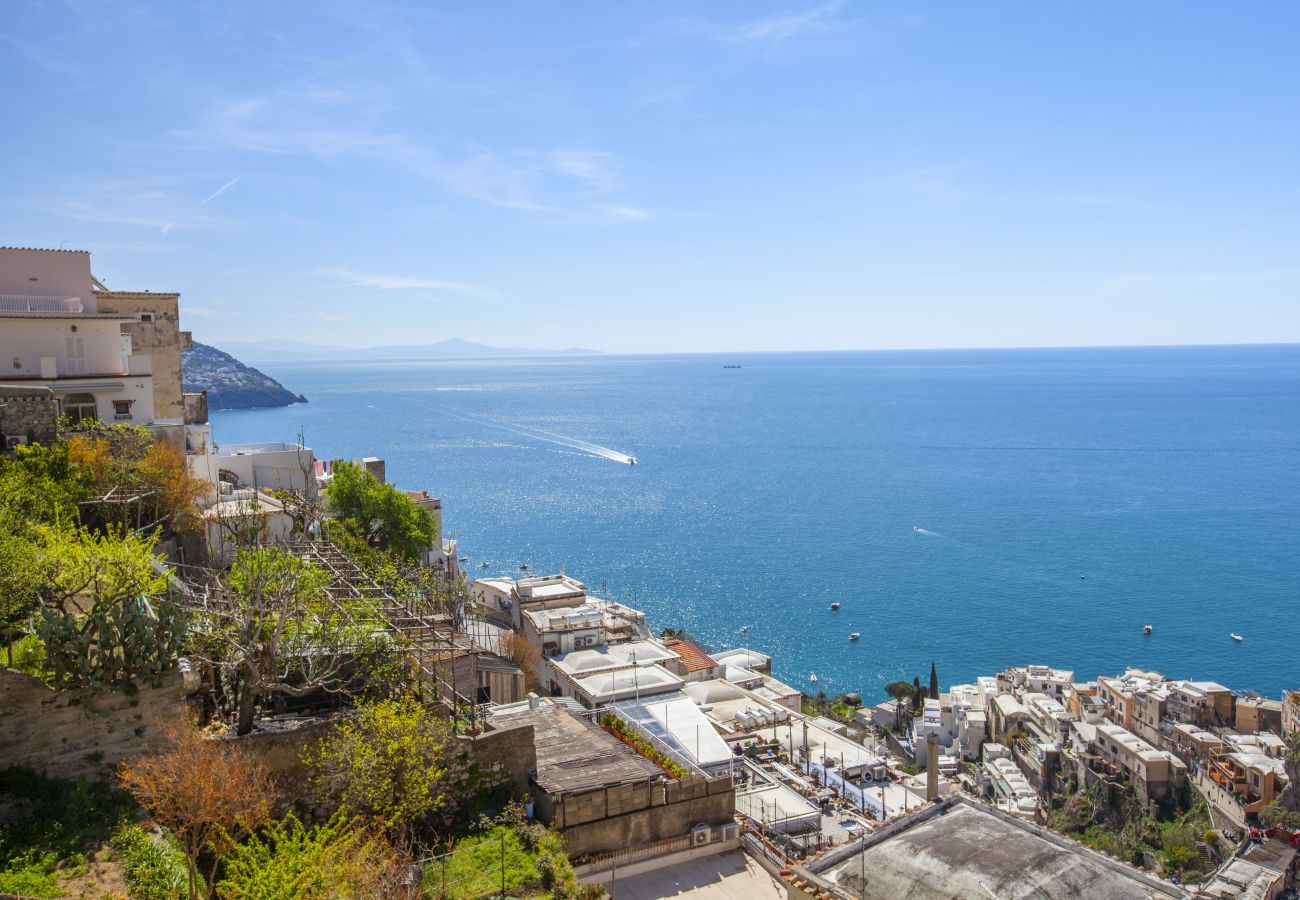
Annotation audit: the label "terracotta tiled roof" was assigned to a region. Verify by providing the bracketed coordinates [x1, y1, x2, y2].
[663, 637, 717, 673]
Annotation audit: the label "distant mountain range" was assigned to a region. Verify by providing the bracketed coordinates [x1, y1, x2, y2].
[213, 338, 603, 362]
[182, 342, 307, 410]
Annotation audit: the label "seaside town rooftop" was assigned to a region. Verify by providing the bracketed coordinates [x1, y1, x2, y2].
[808, 796, 1186, 900]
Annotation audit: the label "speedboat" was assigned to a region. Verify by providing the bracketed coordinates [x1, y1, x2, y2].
[627, 456, 637, 465]
[458, 556, 469, 562]
[830, 601, 840, 611]
[739, 625, 748, 634]
[1143, 625, 1152, 634]
[809, 673, 818, 683]
[518, 563, 529, 571]
[1230, 633, 1244, 642]
[478, 562, 490, 569]
[849, 632, 860, 641]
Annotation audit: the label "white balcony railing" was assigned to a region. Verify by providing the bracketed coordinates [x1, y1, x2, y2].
[0, 295, 83, 313]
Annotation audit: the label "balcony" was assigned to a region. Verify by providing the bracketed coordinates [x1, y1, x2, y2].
[215, 442, 308, 456]
[0, 294, 83, 313]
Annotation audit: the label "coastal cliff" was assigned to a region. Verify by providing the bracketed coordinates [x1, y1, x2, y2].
[181, 341, 307, 410]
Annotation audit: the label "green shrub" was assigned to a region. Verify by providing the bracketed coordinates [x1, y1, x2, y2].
[423, 824, 584, 899]
[0, 768, 133, 898]
[596, 714, 688, 778]
[7, 633, 48, 680]
[0, 848, 63, 898]
[217, 812, 406, 899]
[111, 825, 190, 900]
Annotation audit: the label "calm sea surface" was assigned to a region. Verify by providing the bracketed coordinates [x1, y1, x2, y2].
[210, 345, 1300, 700]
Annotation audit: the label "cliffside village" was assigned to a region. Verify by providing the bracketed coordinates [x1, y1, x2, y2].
[1, 245, 1297, 899]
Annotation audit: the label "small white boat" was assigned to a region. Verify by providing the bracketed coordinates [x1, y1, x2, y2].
[830, 601, 840, 611]
[809, 673, 818, 683]
[739, 625, 748, 634]
[478, 562, 490, 569]
[849, 632, 860, 641]
[1143, 625, 1152, 634]
[627, 456, 637, 465]
[1230, 633, 1244, 642]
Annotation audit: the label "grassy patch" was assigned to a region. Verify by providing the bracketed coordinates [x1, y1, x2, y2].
[423, 823, 594, 899]
[0, 767, 134, 898]
[111, 824, 191, 900]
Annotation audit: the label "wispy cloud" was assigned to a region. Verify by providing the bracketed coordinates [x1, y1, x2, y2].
[862, 163, 975, 202]
[1057, 193, 1144, 208]
[0, 31, 80, 78]
[175, 91, 650, 224]
[1098, 270, 1300, 294]
[678, 1, 850, 47]
[199, 175, 242, 206]
[318, 267, 484, 294]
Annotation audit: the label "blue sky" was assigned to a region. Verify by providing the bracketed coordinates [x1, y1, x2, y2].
[3, 2, 1298, 353]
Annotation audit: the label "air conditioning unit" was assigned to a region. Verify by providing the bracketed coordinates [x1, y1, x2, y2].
[4, 435, 28, 450]
[720, 822, 740, 842]
[691, 824, 712, 847]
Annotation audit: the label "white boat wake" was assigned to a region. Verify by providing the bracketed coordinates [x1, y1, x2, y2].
[912, 526, 940, 537]
[395, 394, 637, 465]
[505, 421, 636, 465]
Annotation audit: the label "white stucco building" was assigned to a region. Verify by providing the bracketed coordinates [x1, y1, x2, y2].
[0, 247, 204, 444]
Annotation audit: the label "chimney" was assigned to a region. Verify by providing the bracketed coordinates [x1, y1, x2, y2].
[527, 692, 540, 709]
[926, 732, 940, 801]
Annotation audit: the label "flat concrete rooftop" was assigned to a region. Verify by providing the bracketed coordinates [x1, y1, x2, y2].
[815, 799, 1182, 900]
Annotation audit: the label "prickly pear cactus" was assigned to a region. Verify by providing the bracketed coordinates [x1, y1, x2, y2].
[35, 594, 190, 690]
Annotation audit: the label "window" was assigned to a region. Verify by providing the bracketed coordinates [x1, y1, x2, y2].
[139, 312, 155, 323]
[60, 393, 97, 425]
[113, 400, 132, 420]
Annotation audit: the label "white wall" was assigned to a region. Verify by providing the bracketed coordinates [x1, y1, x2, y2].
[0, 249, 95, 308]
[190, 445, 316, 496]
[0, 318, 127, 378]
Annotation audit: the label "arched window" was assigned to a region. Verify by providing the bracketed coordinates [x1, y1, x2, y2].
[218, 469, 242, 488]
[60, 392, 97, 425]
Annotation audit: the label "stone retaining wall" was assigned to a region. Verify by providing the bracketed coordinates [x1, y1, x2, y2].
[554, 774, 737, 859]
[0, 386, 58, 447]
[0, 667, 185, 780]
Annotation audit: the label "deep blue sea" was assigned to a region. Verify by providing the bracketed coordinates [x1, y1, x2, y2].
[210, 345, 1300, 701]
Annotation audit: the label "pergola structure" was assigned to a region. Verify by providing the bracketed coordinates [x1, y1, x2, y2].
[184, 537, 492, 731]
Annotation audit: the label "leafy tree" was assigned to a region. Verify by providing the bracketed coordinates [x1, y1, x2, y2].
[884, 680, 916, 702]
[324, 462, 437, 563]
[191, 547, 386, 735]
[30, 525, 186, 689]
[65, 423, 209, 534]
[216, 812, 414, 899]
[304, 695, 452, 830]
[118, 716, 277, 900]
[929, 661, 940, 700]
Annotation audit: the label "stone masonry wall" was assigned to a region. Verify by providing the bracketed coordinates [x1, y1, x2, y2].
[552, 774, 737, 858]
[232, 713, 538, 819]
[94, 292, 185, 421]
[0, 668, 185, 780]
[0, 386, 58, 446]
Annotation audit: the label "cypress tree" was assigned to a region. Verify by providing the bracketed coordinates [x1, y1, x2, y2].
[929, 661, 940, 700]
[912, 676, 923, 710]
